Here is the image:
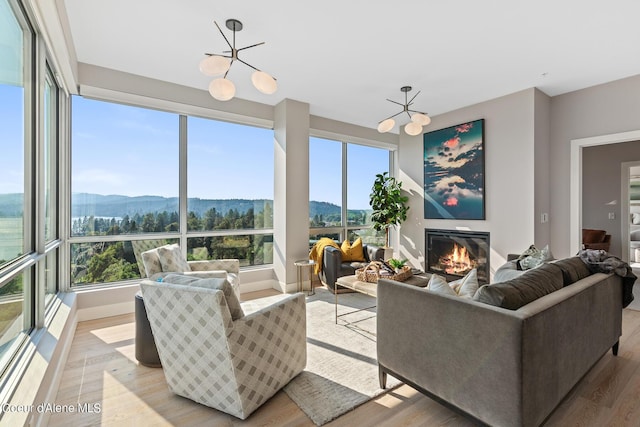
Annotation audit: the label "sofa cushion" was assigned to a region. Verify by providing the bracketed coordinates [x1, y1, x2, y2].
[340, 237, 366, 262]
[162, 274, 243, 320]
[473, 263, 564, 310]
[552, 256, 592, 286]
[157, 244, 191, 273]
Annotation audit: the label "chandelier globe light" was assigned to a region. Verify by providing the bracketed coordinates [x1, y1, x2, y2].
[199, 55, 231, 76]
[377, 118, 395, 133]
[377, 86, 431, 135]
[405, 121, 423, 136]
[201, 19, 277, 101]
[209, 78, 236, 101]
[251, 70, 278, 94]
[411, 112, 431, 126]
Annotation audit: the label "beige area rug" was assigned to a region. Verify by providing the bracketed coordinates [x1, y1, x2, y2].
[282, 288, 400, 426]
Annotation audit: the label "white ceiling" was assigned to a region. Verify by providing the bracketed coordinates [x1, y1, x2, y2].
[62, 0, 640, 131]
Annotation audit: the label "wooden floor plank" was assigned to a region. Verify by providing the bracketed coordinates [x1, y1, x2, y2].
[48, 296, 640, 427]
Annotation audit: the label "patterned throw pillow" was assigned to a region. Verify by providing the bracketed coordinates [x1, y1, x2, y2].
[340, 237, 366, 262]
[519, 245, 554, 270]
[141, 249, 163, 277]
[157, 244, 191, 273]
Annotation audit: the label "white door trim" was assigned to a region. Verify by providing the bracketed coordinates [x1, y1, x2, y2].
[570, 130, 640, 256]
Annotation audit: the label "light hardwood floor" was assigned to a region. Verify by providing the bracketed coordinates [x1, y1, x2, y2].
[49, 289, 640, 427]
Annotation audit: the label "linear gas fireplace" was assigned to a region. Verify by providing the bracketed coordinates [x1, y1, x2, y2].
[425, 229, 490, 284]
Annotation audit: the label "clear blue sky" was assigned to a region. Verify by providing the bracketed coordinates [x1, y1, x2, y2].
[2, 89, 389, 210]
[0, 85, 23, 195]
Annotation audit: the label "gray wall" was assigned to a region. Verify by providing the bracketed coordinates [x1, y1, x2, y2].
[399, 73, 640, 273]
[550, 74, 640, 257]
[582, 141, 640, 258]
[398, 88, 543, 278]
[534, 89, 551, 246]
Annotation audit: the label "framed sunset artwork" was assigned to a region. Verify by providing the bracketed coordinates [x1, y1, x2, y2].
[423, 119, 485, 220]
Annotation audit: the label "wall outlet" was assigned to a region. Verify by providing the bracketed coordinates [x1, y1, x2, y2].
[608, 212, 616, 220]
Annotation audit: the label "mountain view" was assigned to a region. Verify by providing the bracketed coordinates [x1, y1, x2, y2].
[0, 193, 371, 220]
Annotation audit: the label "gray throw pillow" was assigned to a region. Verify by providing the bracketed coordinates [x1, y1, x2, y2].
[473, 263, 564, 310]
[493, 261, 525, 283]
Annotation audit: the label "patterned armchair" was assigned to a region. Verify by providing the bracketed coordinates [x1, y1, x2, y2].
[140, 277, 307, 420]
[133, 242, 241, 299]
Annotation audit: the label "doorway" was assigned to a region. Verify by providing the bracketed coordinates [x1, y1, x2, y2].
[622, 162, 640, 264]
[570, 130, 640, 256]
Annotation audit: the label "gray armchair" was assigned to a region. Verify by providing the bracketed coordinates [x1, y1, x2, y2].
[320, 244, 385, 291]
[140, 277, 306, 420]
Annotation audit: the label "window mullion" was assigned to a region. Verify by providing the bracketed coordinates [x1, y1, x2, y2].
[179, 115, 188, 248]
[341, 142, 347, 241]
[34, 37, 46, 327]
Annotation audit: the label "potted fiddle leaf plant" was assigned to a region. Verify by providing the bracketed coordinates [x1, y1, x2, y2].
[369, 172, 410, 249]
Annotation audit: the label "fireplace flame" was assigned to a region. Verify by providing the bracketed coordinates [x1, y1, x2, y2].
[439, 243, 475, 275]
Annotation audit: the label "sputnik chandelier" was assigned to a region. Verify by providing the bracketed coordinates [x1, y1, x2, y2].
[199, 19, 277, 101]
[377, 86, 431, 136]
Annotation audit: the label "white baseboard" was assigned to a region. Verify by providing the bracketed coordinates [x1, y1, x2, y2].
[239, 279, 279, 294]
[76, 301, 135, 322]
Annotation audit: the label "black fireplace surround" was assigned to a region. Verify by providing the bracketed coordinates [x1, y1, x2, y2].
[425, 228, 490, 285]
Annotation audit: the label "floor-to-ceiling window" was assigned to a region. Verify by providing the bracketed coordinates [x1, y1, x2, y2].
[43, 68, 59, 303]
[69, 97, 180, 285]
[0, 0, 62, 378]
[187, 116, 273, 266]
[69, 98, 275, 286]
[309, 136, 390, 246]
[0, 0, 32, 375]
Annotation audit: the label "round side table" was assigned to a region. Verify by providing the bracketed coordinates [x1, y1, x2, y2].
[294, 260, 316, 296]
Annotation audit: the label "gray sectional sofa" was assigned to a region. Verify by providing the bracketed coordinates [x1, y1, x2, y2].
[377, 258, 624, 427]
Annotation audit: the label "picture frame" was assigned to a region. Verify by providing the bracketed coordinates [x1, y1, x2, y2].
[423, 119, 485, 220]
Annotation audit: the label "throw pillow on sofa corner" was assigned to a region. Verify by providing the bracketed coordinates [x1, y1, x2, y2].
[518, 244, 554, 270]
[493, 260, 525, 283]
[427, 269, 478, 298]
[341, 237, 366, 262]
